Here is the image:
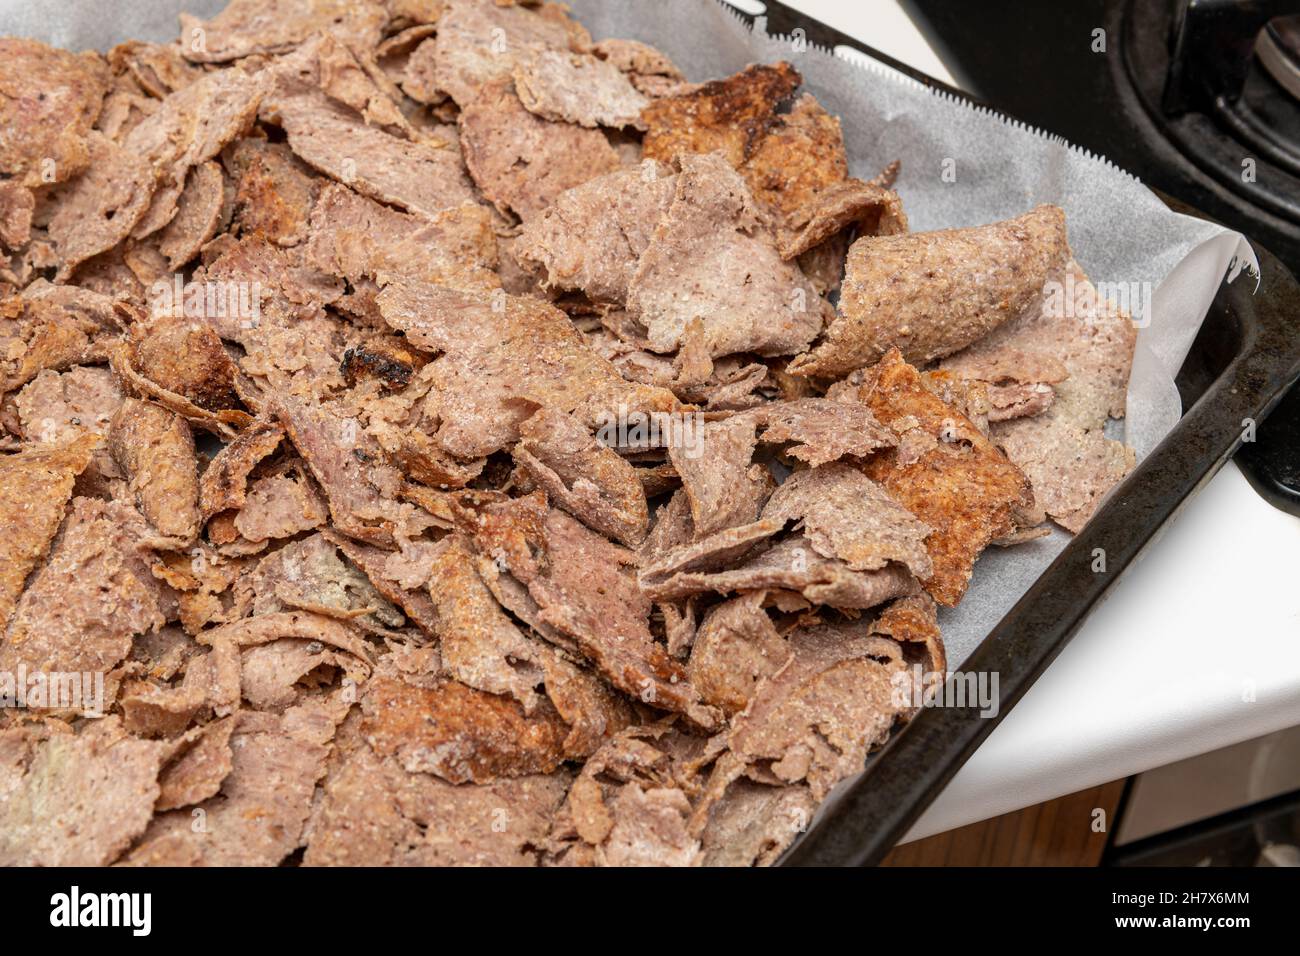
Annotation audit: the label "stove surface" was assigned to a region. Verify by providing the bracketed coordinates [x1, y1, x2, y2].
[904, 0, 1300, 266]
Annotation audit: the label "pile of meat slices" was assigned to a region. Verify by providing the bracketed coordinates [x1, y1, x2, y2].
[0, 0, 1137, 867]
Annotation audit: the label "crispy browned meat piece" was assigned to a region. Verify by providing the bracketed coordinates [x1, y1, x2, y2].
[643, 69, 905, 261]
[304, 714, 571, 866]
[0, 718, 177, 866]
[515, 406, 649, 547]
[536, 649, 637, 759]
[129, 314, 242, 414]
[791, 205, 1069, 377]
[224, 138, 322, 247]
[361, 671, 569, 784]
[109, 398, 202, 542]
[430, 0, 585, 107]
[843, 348, 1034, 605]
[625, 152, 829, 359]
[514, 47, 649, 130]
[0, 38, 111, 188]
[0, 434, 98, 629]
[642, 62, 801, 167]
[515, 161, 676, 303]
[942, 260, 1138, 531]
[178, 0, 387, 64]
[124, 68, 267, 238]
[338, 335, 428, 391]
[199, 419, 284, 519]
[0, 497, 166, 679]
[424, 534, 547, 709]
[743, 94, 907, 258]
[157, 161, 225, 269]
[873, 591, 946, 677]
[0, 298, 103, 395]
[743, 94, 846, 213]
[458, 79, 621, 223]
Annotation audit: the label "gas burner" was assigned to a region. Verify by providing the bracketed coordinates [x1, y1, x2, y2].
[1152, 0, 1300, 234]
[1258, 16, 1300, 101]
[903, 0, 1300, 272]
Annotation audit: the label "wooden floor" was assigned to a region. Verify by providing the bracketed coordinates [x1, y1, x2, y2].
[880, 779, 1128, 866]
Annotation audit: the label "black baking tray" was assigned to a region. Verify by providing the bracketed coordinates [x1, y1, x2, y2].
[717, 0, 1300, 867]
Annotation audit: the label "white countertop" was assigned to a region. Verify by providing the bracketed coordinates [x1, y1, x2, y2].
[771, 0, 1300, 842]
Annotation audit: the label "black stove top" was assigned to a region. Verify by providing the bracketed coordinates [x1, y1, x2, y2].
[903, 0, 1300, 514]
[903, 0, 1300, 267]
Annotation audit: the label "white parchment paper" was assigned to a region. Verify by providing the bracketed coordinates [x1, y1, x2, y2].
[576, 0, 1257, 667]
[2, 0, 1257, 668]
